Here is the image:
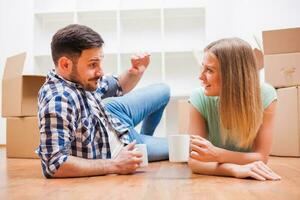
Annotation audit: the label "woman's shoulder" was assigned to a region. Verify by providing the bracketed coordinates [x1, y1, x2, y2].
[260, 82, 277, 109]
[189, 87, 218, 117]
[261, 82, 275, 91]
[189, 87, 209, 104]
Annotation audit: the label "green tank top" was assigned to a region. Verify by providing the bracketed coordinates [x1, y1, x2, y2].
[189, 83, 277, 152]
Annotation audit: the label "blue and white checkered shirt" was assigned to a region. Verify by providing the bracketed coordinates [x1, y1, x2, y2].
[37, 69, 130, 178]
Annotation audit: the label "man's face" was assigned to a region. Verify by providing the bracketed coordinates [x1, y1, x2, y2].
[69, 47, 104, 91]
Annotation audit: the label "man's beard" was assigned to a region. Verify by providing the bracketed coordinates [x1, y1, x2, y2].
[69, 64, 99, 91]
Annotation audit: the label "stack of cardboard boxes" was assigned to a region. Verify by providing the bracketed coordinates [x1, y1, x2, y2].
[2, 53, 45, 158]
[263, 27, 300, 156]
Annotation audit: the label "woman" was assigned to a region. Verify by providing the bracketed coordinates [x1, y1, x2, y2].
[188, 38, 281, 181]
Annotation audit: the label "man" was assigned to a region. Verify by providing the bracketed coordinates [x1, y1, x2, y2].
[37, 24, 170, 178]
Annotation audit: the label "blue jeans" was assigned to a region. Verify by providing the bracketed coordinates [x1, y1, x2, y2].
[103, 83, 170, 161]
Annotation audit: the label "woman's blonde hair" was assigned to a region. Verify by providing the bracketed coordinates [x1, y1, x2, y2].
[205, 38, 263, 149]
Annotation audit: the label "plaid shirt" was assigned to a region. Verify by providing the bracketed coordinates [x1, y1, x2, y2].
[37, 69, 130, 178]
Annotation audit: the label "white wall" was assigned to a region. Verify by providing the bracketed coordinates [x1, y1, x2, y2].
[0, 0, 34, 144]
[205, 0, 300, 46]
[0, 0, 300, 144]
[204, 0, 300, 84]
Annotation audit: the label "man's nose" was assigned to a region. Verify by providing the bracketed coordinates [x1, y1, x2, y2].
[96, 66, 104, 76]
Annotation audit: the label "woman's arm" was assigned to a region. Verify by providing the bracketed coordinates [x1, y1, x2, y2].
[189, 101, 277, 165]
[187, 101, 280, 180]
[216, 101, 277, 164]
[188, 158, 281, 181]
[188, 104, 208, 137]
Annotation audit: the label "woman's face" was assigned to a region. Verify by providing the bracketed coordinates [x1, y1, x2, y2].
[199, 51, 221, 96]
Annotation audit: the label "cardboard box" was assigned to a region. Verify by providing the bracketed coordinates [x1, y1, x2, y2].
[178, 99, 190, 134]
[2, 53, 45, 117]
[271, 87, 300, 157]
[6, 116, 40, 158]
[263, 27, 300, 55]
[264, 52, 300, 88]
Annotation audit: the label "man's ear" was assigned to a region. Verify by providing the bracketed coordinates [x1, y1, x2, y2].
[57, 56, 73, 73]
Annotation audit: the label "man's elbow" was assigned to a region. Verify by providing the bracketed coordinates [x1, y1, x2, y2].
[51, 163, 74, 178]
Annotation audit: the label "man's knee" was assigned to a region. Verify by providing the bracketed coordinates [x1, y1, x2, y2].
[152, 83, 170, 104]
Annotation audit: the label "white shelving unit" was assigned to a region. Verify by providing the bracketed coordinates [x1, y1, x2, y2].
[33, 0, 206, 136]
[77, 11, 118, 54]
[165, 51, 202, 97]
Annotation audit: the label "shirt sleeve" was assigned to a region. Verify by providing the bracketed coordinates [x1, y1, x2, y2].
[188, 87, 208, 119]
[261, 83, 277, 109]
[37, 93, 76, 178]
[98, 75, 123, 99]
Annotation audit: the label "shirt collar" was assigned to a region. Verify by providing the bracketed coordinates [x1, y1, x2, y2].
[47, 69, 85, 90]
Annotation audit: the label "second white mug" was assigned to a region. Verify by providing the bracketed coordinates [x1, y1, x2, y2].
[168, 134, 190, 162]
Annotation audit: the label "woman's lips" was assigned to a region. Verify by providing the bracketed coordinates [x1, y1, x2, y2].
[203, 84, 211, 89]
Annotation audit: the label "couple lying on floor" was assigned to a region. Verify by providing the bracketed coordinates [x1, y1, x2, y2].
[37, 24, 280, 181]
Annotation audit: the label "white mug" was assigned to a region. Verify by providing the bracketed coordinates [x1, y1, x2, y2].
[135, 144, 148, 167]
[168, 134, 190, 162]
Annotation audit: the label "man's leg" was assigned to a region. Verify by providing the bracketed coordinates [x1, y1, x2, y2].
[103, 83, 170, 161]
[127, 127, 168, 161]
[103, 83, 170, 136]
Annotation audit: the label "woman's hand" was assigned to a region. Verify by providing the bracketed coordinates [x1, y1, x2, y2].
[190, 135, 221, 162]
[231, 161, 281, 181]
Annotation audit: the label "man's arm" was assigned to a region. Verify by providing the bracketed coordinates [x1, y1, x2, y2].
[53, 141, 143, 178]
[38, 93, 142, 178]
[118, 53, 150, 94]
[53, 155, 116, 177]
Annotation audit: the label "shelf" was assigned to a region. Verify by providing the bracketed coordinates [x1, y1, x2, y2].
[34, 12, 74, 55]
[34, 55, 54, 76]
[102, 53, 118, 75]
[165, 51, 202, 96]
[31, 1, 206, 137]
[162, 0, 205, 9]
[120, 9, 162, 53]
[120, 52, 163, 89]
[76, 0, 119, 11]
[34, 0, 76, 13]
[120, 0, 162, 10]
[77, 11, 118, 53]
[164, 8, 205, 52]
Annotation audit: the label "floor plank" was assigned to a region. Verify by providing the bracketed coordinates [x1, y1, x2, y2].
[0, 147, 300, 200]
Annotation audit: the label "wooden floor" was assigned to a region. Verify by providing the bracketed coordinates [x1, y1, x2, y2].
[1, 147, 300, 200]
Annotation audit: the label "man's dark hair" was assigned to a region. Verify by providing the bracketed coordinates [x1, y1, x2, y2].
[51, 24, 104, 66]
